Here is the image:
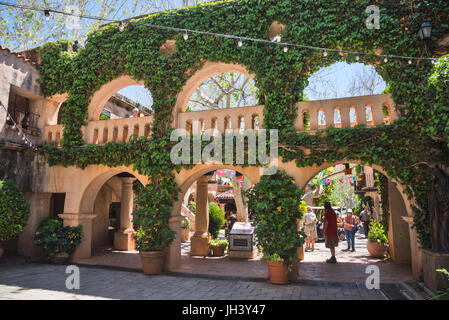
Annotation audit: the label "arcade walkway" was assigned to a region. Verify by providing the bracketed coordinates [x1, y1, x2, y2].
[77, 232, 413, 284]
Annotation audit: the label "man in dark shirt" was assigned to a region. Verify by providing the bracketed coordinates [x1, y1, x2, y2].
[323, 201, 339, 263]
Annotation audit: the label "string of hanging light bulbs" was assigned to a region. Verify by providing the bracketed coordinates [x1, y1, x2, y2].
[0, 1, 439, 65]
[0, 101, 37, 151]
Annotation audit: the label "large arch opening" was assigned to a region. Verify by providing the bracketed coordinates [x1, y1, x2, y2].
[99, 85, 153, 120]
[86, 75, 152, 121]
[72, 169, 147, 267]
[178, 169, 256, 258]
[298, 162, 413, 283]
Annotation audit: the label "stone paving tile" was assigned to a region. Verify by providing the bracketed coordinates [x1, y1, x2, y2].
[0, 263, 392, 300]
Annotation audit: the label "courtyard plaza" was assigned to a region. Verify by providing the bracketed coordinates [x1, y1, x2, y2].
[75, 230, 413, 284]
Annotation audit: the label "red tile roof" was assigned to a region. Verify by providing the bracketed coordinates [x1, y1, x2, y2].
[0, 46, 39, 65]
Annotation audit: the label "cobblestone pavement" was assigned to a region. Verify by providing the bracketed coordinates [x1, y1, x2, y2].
[0, 263, 389, 300]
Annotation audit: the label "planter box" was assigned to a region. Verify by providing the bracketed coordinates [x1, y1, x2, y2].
[422, 249, 449, 293]
[210, 246, 226, 257]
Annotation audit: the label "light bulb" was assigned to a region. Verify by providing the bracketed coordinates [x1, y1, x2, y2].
[183, 32, 188, 40]
[118, 22, 125, 32]
[408, 60, 412, 65]
[18, 131, 21, 136]
[355, 55, 360, 61]
[238, 39, 243, 47]
[384, 56, 388, 63]
[6, 115, 10, 120]
[323, 50, 328, 57]
[44, 10, 50, 21]
[283, 46, 288, 53]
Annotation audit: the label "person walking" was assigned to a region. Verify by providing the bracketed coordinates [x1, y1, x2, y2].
[360, 207, 371, 238]
[323, 201, 338, 263]
[343, 209, 356, 252]
[303, 206, 317, 252]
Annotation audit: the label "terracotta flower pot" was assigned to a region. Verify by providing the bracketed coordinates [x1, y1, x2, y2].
[210, 246, 226, 257]
[297, 245, 304, 261]
[267, 261, 289, 284]
[140, 251, 165, 275]
[181, 228, 190, 242]
[366, 240, 387, 258]
[51, 252, 70, 264]
[288, 260, 299, 281]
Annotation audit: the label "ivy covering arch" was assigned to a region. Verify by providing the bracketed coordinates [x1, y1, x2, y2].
[38, 0, 449, 249]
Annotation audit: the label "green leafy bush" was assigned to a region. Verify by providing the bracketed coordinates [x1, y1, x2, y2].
[0, 179, 31, 242]
[263, 252, 284, 263]
[180, 218, 190, 229]
[188, 201, 196, 213]
[209, 239, 228, 249]
[133, 182, 177, 252]
[34, 218, 83, 259]
[246, 170, 305, 267]
[208, 202, 226, 239]
[367, 219, 389, 244]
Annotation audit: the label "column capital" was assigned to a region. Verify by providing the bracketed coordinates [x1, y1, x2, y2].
[119, 177, 136, 184]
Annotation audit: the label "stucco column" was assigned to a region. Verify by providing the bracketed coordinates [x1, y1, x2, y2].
[402, 216, 423, 280]
[114, 177, 136, 250]
[59, 213, 96, 261]
[387, 181, 411, 264]
[190, 175, 210, 256]
[166, 215, 184, 271]
[18, 192, 52, 256]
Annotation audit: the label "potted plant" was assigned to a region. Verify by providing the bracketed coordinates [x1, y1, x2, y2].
[246, 170, 305, 284]
[366, 218, 388, 258]
[133, 184, 176, 275]
[180, 218, 191, 242]
[208, 202, 226, 239]
[34, 218, 83, 263]
[209, 239, 228, 257]
[0, 179, 31, 259]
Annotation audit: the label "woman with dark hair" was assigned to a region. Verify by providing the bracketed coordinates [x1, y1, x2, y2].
[323, 201, 339, 263]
